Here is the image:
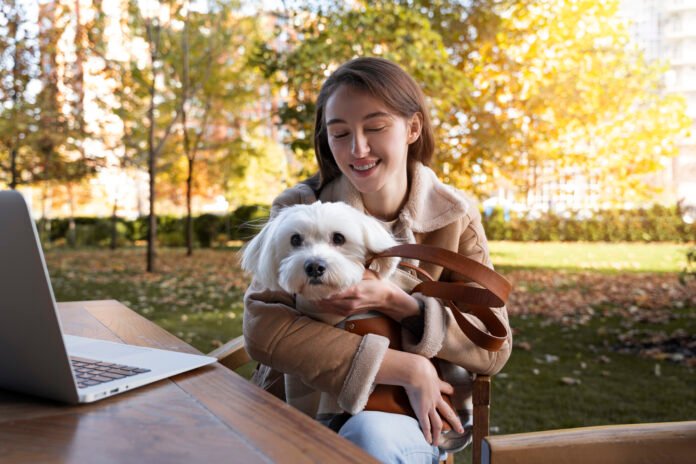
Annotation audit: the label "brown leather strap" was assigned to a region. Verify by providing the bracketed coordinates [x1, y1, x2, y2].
[372, 244, 511, 352]
[345, 315, 453, 429]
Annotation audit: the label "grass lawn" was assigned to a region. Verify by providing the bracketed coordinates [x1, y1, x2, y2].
[490, 241, 690, 273]
[43, 242, 695, 463]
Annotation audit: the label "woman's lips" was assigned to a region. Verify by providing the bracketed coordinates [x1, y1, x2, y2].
[350, 159, 381, 177]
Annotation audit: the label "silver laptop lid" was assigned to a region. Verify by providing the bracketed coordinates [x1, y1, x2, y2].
[0, 190, 79, 402]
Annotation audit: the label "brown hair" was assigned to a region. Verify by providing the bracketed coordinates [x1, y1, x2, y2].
[311, 57, 434, 189]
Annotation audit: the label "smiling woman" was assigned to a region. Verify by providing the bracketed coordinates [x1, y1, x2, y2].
[241, 57, 512, 464]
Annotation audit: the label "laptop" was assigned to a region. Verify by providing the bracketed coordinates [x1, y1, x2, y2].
[0, 190, 217, 403]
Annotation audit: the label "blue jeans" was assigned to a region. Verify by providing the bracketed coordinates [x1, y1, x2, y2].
[327, 411, 446, 464]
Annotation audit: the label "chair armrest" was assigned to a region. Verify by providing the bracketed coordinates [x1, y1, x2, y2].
[208, 335, 251, 370]
[481, 421, 696, 464]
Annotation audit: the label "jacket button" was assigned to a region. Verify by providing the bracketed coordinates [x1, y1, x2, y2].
[347, 323, 355, 330]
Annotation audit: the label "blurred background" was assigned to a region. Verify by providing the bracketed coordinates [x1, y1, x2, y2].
[1, 0, 694, 456]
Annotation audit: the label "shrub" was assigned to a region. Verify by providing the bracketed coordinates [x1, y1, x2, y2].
[41, 203, 693, 248]
[228, 204, 270, 241]
[483, 206, 695, 242]
[194, 214, 222, 248]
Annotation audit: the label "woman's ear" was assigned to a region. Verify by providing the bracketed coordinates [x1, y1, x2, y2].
[407, 112, 423, 145]
[360, 215, 399, 279]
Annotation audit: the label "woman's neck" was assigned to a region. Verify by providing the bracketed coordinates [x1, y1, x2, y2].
[361, 172, 409, 221]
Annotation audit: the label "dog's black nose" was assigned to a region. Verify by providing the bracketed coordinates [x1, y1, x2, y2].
[304, 259, 327, 278]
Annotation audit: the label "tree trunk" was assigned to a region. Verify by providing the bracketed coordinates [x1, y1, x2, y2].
[67, 183, 76, 248]
[41, 180, 51, 245]
[147, 100, 156, 272]
[146, 20, 159, 273]
[181, 4, 193, 257]
[111, 200, 118, 250]
[9, 147, 18, 189]
[186, 158, 193, 256]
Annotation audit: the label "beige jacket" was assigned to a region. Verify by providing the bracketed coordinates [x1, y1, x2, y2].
[242, 162, 512, 417]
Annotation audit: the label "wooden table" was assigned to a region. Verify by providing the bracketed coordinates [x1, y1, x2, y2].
[0, 300, 377, 463]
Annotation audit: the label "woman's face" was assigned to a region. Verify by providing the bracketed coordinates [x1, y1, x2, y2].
[324, 85, 421, 196]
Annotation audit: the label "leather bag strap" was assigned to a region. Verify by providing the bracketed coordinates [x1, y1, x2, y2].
[372, 244, 511, 352]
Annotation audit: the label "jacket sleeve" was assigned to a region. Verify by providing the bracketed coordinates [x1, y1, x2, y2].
[401, 206, 513, 375]
[242, 185, 390, 414]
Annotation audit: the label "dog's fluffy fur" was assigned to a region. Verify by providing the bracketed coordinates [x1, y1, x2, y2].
[242, 201, 400, 303]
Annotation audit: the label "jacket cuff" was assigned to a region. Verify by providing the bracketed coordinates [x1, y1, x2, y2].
[402, 293, 446, 358]
[337, 333, 389, 414]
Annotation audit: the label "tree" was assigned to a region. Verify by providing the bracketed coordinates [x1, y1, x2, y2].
[252, 1, 466, 182]
[259, 0, 690, 207]
[174, 0, 266, 255]
[407, 0, 690, 204]
[106, 0, 183, 270]
[31, 1, 101, 240]
[0, 1, 38, 189]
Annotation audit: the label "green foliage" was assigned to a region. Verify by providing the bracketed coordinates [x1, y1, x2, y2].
[41, 204, 692, 249]
[158, 216, 186, 247]
[0, 1, 101, 191]
[253, 0, 465, 182]
[681, 247, 696, 285]
[40, 203, 272, 248]
[483, 205, 695, 242]
[228, 204, 270, 241]
[0, 3, 42, 188]
[258, 0, 690, 203]
[194, 214, 220, 248]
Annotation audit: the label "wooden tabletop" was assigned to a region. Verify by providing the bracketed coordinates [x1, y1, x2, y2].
[0, 300, 377, 463]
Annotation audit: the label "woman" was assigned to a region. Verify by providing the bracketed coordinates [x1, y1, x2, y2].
[243, 57, 512, 463]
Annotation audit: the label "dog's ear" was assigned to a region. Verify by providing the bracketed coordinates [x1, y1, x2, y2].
[360, 215, 399, 279]
[240, 215, 279, 289]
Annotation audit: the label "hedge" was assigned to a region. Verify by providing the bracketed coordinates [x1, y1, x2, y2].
[40, 204, 270, 248]
[482, 205, 694, 242]
[39, 204, 694, 248]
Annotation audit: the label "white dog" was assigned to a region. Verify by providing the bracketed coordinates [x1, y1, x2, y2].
[241, 201, 400, 323]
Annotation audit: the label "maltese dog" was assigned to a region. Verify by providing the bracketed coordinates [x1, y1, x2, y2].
[241, 201, 400, 325]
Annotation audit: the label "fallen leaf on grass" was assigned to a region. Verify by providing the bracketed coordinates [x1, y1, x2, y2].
[515, 341, 532, 351]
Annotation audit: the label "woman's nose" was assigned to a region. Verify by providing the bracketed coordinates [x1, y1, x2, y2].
[351, 132, 370, 157]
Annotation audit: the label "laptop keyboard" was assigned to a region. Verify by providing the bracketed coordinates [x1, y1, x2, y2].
[70, 356, 151, 389]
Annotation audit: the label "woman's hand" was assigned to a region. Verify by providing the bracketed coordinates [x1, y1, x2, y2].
[313, 270, 421, 320]
[376, 350, 464, 446]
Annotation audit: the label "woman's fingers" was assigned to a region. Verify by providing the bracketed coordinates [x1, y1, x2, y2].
[429, 409, 443, 447]
[437, 397, 465, 434]
[439, 379, 454, 396]
[418, 410, 433, 444]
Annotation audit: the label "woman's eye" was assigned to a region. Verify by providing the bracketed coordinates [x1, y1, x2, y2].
[365, 126, 385, 132]
[331, 132, 348, 139]
[332, 233, 345, 246]
[290, 234, 303, 247]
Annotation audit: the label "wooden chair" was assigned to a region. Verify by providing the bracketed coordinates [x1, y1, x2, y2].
[210, 336, 492, 464]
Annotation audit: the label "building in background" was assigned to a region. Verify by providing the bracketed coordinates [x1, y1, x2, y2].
[620, 0, 696, 207]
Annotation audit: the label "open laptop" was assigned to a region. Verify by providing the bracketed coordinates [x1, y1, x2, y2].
[0, 190, 217, 403]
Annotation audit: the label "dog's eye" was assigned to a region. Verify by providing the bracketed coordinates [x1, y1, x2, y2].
[290, 234, 303, 247]
[332, 233, 345, 246]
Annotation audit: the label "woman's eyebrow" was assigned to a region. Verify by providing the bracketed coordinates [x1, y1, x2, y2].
[326, 111, 392, 126]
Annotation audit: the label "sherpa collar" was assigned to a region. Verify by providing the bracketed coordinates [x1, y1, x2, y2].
[324, 162, 469, 234]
